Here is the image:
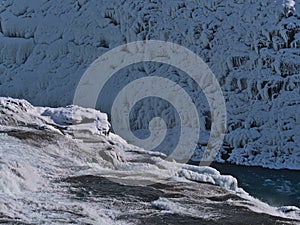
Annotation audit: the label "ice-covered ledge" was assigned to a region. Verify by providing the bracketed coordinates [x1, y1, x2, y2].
[0, 97, 238, 191]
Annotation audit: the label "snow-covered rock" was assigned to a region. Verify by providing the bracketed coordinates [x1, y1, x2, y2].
[0, 97, 110, 136]
[0, 97, 238, 192]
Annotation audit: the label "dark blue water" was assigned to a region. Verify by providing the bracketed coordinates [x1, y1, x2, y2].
[210, 163, 300, 207]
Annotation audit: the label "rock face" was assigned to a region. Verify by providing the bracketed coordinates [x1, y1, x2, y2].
[0, 1, 299, 169]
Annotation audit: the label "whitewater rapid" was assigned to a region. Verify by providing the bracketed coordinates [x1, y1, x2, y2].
[0, 97, 299, 224]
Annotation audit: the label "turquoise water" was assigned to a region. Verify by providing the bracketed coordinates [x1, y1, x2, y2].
[211, 163, 300, 207]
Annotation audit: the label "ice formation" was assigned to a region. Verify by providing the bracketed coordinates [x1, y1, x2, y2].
[0, 0, 299, 169]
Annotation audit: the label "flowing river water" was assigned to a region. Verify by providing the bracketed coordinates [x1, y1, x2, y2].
[210, 163, 300, 208]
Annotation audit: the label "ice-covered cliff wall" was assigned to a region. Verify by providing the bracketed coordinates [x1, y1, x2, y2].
[0, 0, 299, 169]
